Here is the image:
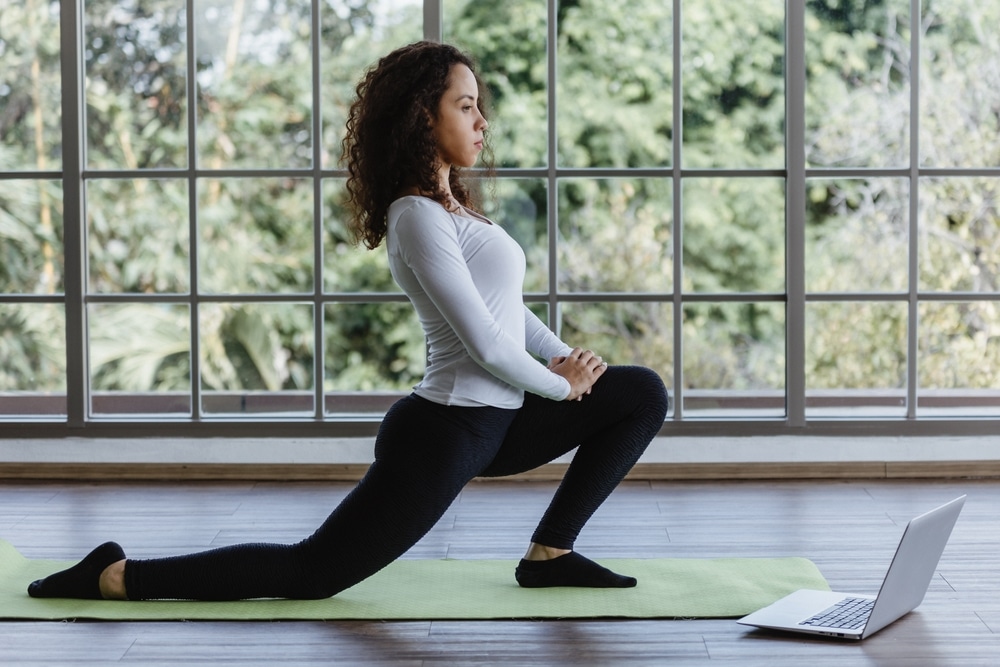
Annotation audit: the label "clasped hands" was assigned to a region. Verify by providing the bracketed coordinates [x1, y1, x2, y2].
[549, 347, 608, 401]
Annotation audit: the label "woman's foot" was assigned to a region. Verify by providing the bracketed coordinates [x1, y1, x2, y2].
[515, 550, 637, 588]
[27, 542, 127, 600]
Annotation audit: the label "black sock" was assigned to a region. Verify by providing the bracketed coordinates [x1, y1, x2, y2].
[27, 542, 126, 600]
[515, 551, 637, 588]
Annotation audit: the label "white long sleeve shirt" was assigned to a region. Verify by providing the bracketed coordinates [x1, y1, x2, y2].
[386, 195, 573, 408]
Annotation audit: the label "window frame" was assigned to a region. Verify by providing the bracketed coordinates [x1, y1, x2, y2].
[2, 0, 1000, 438]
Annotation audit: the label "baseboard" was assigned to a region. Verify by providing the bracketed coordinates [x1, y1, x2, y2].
[4, 435, 1000, 481]
[3, 460, 999, 481]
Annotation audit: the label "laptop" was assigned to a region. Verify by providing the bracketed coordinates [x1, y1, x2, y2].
[738, 494, 965, 640]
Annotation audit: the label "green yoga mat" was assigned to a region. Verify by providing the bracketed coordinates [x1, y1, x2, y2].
[0, 540, 829, 621]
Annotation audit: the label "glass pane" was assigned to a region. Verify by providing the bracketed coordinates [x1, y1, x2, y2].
[558, 179, 672, 293]
[683, 178, 784, 293]
[560, 302, 673, 408]
[682, 302, 784, 417]
[919, 302, 1000, 416]
[806, 178, 909, 293]
[921, 0, 1000, 167]
[322, 0, 422, 169]
[323, 179, 398, 294]
[200, 302, 314, 415]
[806, 302, 907, 418]
[444, 0, 547, 168]
[557, 0, 672, 168]
[805, 0, 911, 168]
[564, 302, 674, 414]
[682, 0, 784, 169]
[89, 303, 191, 415]
[0, 179, 63, 294]
[87, 179, 189, 294]
[484, 179, 548, 293]
[198, 177, 313, 294]
[195, 0, 312, 169]
[324, 302, 423, 415]
[85, 0, 188, 169]
[0, 0, 61, 171]
[919, 177, 1000, 293]
[0, 303, 66, 416]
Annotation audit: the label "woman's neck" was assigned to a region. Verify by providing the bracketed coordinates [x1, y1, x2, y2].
[398, 183, 461, 213]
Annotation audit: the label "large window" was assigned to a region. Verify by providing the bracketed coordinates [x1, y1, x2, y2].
[2, 0, 998, 436]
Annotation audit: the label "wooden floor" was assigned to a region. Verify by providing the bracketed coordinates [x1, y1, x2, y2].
[2, 477, 999, 666]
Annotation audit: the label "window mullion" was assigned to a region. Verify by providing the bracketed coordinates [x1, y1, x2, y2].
[547, 0, 559, 337]
[785, 0, 807, 426]
[186, 0, 202, 420]
[424, 0, 442, 42]
[61, 0, 87, 427]
[906, 0, 921, 419]
[672, 0, 683, 419]
[312, 0, 324, 420]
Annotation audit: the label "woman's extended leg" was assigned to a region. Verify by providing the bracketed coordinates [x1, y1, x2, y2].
[30, 396, 516, 601]
[481, 365, 669, 587]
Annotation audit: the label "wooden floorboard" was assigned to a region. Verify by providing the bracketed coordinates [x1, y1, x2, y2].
[2, 477, 999, 665]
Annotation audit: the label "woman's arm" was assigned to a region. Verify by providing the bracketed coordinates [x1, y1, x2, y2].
[523, 305, 573, 363]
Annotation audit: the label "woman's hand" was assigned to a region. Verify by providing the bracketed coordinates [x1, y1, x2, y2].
[548, 348, 608, 401]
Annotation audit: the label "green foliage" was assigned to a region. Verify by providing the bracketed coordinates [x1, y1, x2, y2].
[681, 0, 785, 169]
[324, 303, 425, 392]
[2, 0, 999, 408]
[682, 302, 786, 391]
[84, 0, 189, 169]
[89, 304, 189, 391]
[0, 0, 62, 169]
[0, 304, 65, 391]
[199, 303, 313, 392]
[556, 0, 675, 168]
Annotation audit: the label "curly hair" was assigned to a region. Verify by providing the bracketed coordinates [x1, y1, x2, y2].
[341, 41, 495, 250]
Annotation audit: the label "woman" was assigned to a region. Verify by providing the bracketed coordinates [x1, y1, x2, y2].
[28, 41, 669, 601]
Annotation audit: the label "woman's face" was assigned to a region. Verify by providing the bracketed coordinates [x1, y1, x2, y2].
[431, 64, 488, 171]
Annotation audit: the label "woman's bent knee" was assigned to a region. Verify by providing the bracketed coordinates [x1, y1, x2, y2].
[612, 365, 670, 419]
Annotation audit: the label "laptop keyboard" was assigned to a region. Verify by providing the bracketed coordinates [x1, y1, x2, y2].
[799, 597, 874, 630]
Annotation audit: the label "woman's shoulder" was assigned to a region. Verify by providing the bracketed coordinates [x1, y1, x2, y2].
[392, 195, 463, 227]
[388, 196, 455, 248]
[391, 194, 442, 213]
[390, 195, 450, 225]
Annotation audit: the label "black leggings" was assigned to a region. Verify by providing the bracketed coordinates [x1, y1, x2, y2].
[124, 366, 669, 600]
